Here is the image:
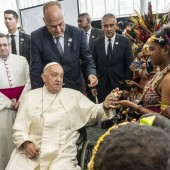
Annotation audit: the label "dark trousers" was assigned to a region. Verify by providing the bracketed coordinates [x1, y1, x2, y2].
[97, 78, 112, 103]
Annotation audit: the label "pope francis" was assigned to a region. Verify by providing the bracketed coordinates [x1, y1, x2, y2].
[6, 62, 120, 170]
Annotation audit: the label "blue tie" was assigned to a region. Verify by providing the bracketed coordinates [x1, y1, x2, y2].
[56, 37, 63, 56]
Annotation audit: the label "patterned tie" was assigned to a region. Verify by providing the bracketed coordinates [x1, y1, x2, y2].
[10, 35, 17, 54]
[107, 38, 112, 59]
[56, 37, 63, 56]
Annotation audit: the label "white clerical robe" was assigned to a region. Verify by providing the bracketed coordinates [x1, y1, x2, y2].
[6, 86, 113, 170]
[0, 54, 31, 170]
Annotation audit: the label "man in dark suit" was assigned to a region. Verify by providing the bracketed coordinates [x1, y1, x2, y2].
[77, 13, 103, 101]
[77, 13, 103, 51]
[4, 10, 31, 64]
[92, 13, 133, 102]
[30, 1, 98, 92]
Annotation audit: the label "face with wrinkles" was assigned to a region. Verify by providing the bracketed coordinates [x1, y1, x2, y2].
[42, 64, 64, 94]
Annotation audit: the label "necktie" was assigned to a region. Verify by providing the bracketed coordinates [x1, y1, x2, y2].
[107, 38, 112, 59]
[56, 37, 63, 56]
[85, 32, 88, 43]
[10, 35, 17, 54]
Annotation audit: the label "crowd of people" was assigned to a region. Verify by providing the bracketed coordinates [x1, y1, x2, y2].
[0, 0, 170, 170]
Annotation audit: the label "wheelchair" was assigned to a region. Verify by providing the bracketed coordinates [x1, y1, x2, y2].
[76, 127, 96, 170]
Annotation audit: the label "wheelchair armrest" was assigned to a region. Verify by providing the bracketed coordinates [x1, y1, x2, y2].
[76, 127, 87, 145]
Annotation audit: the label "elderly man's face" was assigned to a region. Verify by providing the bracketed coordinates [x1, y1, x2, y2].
[43, 5, 66, 38]
[42, 64, 64, 94]
[0, 37, 10, 59]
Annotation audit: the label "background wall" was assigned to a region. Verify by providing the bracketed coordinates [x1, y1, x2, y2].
[0, 0, 79, 35]
[20, 0, 79, 34]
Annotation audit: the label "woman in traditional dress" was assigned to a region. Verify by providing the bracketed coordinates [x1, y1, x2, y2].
[112, 27, 170, 119]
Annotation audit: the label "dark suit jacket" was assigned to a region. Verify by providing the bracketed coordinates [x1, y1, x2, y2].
[92, 34, 133, 93]
[89, 27, 103, 51]
[19, 32, 31, 64]
[7, 32, 30, 63]
[30, 24, 96, 92]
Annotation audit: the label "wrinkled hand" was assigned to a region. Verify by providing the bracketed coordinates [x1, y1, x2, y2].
[88, 75, 98, 87]
[103, 88, 122, 109]
[22, 141, 39, 159]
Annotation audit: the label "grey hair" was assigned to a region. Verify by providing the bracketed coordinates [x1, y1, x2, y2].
[43, 1, 64, 15]
[102, 13, 117, 23]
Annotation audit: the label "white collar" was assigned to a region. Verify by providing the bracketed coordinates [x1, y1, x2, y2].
[86, 27, 92, 35]
[9, 30, 19, 36]
[105, 33, 116, 42]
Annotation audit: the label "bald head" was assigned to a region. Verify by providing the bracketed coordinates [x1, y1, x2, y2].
[43, 1, 65, 37]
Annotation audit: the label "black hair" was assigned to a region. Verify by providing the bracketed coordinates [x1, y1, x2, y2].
[94, 123, 170, 170]
[78, 13, 91, 23]
[4, 10, 18, 20]
[153, 27, 170, 47]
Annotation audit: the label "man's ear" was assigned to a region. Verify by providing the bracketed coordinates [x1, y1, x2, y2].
[41, 73, 45, 83]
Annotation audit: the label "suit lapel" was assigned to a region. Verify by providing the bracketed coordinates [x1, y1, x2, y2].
[112, 34, 120, 55]
[89, 28, 94, 48]
[109, 34, 120, 62]
[19, 32, 24, 55]
[64, 25, 72, 58]
[99, 35, 109, 63]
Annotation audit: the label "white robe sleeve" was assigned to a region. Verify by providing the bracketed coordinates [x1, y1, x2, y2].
[59, 89, 115, 130]
[12, 93, 33, 150]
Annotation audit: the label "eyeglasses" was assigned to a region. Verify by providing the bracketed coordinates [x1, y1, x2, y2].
[103, 24, 116, 29]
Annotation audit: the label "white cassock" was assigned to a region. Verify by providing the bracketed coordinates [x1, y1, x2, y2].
[6, 86, 114, 170]
[0, 54, 31, 170]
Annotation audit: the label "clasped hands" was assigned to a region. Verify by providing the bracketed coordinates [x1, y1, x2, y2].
[103, 88, 123, 109]
[10, 99, 20, 110]
[22, 141, 39, 159]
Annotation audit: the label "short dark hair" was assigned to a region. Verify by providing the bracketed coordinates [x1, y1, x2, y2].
[78, 13, 91, 23]
[4, 10, 18, 20]
[94, 123, 170, 170]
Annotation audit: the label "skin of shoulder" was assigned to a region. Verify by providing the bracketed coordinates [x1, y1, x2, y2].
[158, 72, 170, 105]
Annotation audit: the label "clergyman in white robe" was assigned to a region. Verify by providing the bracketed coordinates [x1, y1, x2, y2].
[6, 86, 114, 170]
[0, 53, 31, 170]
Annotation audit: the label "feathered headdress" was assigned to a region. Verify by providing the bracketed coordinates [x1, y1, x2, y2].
[130, 2, 167, 43]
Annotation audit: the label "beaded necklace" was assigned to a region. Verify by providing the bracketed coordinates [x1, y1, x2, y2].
[141, 64, 170, 100]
